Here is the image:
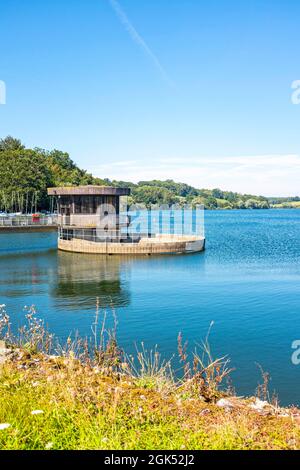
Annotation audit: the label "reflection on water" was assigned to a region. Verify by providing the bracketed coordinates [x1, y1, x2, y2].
[0, 235, 132, 331]
[52, 251, 130, 309]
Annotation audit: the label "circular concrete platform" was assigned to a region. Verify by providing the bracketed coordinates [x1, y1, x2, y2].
[58, 235, 205, 255]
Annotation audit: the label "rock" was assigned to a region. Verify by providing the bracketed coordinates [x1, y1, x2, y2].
[249, 398, 269, 412]
[200, 408, 211, 416]
[216, 398, 235, 410]
[0, 342, 12, 365]
[287, 438, 297, 447]
[278, 412, 290, 418]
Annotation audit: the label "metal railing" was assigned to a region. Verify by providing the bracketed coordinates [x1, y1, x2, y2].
[58, 208, 205, 244]
[58, 227, 152, 244]
[0, 215, 58, 227]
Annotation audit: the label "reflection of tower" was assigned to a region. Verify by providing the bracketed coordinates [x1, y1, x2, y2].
[51, 251, 131, 310]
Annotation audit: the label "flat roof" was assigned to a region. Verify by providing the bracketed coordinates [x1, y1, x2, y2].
[47, 185, 130, 196]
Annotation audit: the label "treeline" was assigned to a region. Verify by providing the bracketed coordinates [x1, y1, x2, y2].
[109, 179, 270, 209]
[0, 136, 273, 212]
[267, 196, 300, 209]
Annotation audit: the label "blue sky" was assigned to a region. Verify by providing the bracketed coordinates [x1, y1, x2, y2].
[1, 0, 300, 195]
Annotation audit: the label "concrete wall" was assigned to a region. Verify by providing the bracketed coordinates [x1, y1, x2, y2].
[58, 235, 205, 255]
[58, 214, 126, 229]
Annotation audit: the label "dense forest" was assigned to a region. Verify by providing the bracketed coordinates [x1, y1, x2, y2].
[0, 136, 296, 212]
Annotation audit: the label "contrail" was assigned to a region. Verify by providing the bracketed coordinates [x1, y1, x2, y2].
[108, 0, 174, 87]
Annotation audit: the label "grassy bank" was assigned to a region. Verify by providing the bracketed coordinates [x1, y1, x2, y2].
[1, 307, 300, 450]
[271, 201, 300, 209]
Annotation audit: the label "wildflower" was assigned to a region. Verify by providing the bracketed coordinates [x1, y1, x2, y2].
[31, 410, 44, 415]
[101, 437, 109, 443]
[45, 442, 53, 450]
[0, 423, 10, 430]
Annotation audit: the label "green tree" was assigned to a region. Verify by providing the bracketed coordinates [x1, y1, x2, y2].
[211, 188, 224, 199]
[132, 185, 178, 207]
[0, 136, 25, 152]
[245, 198, 259, 209]
[0, 149, 53, 212]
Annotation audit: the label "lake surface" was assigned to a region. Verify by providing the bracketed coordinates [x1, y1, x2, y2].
[1, 209, 300, 405]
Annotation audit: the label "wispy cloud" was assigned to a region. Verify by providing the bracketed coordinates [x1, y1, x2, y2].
[88, 154, 300, 197]
[108, 0, 174, 87]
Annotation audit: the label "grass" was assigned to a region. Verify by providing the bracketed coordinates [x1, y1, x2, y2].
[271, 201, 300, 209]
[1, 305, 300, 450]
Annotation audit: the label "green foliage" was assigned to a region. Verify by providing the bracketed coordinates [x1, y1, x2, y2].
[132, 185, 179, 207]
[244, 198, 269, 209]
[268, 196, 300, 208]
[0, 137, 108, 212]
[136, 179, 199, 199]
[2, 360, 298, 450]
[34, 148, 100, 187]
[211, 188, 224, 199]
[0, 149, 52, 212]
[0, 136, 25, 152]
[104, 178, 270, 209]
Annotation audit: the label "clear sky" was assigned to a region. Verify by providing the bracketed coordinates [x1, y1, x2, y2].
[1, 0, 300, 196]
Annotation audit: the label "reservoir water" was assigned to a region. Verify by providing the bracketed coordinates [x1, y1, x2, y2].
[1, 209, 300, 406]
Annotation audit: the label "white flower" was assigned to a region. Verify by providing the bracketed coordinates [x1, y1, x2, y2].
[31, 410, 44, 415]
[101, 437, 109, 443]
[0, 423, 10, 430]
[45, 442, 53, 450]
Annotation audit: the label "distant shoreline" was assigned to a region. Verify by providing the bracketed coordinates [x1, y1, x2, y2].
[1, 136, 300, 213]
